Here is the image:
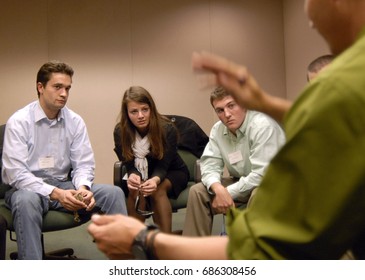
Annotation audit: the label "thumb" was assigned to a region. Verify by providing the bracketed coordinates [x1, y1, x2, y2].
[91, 214, 116, 225]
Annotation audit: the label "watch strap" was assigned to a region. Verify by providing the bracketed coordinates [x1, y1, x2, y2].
[146, 229, 160, 260]
[132, 224, 159, 259]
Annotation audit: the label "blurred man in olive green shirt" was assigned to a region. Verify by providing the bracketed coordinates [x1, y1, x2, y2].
[88, 0, 365, 260]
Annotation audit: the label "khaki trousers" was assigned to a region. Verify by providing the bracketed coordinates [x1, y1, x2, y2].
[183, 179, 256, 236]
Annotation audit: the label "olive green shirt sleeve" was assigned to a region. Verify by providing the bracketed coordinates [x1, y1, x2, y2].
[227, 28, 365, 259]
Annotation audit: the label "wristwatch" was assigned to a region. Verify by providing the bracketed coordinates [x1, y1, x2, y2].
[131, 224, 159, 260]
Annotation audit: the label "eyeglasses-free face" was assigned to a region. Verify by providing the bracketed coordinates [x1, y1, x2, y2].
[127, 101, 151, 135]
[212, 96, 246, 135]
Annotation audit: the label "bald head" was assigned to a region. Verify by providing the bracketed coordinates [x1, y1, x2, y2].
[305, 0, 365, 55]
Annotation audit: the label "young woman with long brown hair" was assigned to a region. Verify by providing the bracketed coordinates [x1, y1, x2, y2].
[114, 86, 189, 233]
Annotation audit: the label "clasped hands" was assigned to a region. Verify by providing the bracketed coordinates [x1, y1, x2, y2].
[51, 186, 95, 212]
[211, 183, 235, 215]
[127, 173, 158, 196]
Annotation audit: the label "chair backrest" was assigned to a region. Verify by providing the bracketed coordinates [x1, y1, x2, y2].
[0, 124, 10, 199]
[165, 115, 207, 183]
[0, 124, 5, 176]
[164, 115, 209, 159]
[177, 149, 199, 182]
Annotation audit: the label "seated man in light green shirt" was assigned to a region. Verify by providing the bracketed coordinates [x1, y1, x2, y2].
[182, 86, 285, 236]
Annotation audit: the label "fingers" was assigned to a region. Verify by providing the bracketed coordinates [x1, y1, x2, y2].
[127, 183, 139, 191]
[192, 51, 248, 83]
[128, 174, 141, 190]
[78, 190, 91, 202]
[91, 214, 118, 225]
[192, 51, 267, 114]
[212, 194, 235, 214]
[74, 190, 92, 208]
[61, 189, 86, 211]
[213, 205, 230, 215]
[88, 214, 147, 259]
[139, 180, 157, 195]
[85, 197, 96, 211]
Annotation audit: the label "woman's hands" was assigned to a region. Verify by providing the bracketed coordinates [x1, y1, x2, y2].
[127, 174, 160, 196]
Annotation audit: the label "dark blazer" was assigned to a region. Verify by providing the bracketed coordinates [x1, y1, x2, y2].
[113, 122, 188, 181]
[164, 115, 209, 158]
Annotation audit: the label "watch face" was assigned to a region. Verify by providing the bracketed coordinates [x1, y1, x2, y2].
[132, 244, 148, 260]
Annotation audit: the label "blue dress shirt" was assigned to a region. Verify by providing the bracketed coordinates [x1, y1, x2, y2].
[2, 101, 95, 198]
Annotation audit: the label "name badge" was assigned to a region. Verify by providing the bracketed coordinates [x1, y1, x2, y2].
[38, 157, 55, 169]
[228, 150, 243, 165]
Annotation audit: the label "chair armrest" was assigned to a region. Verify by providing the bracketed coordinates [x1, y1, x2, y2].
[194, 159, 201, 183]
[113, 161, 126, 187]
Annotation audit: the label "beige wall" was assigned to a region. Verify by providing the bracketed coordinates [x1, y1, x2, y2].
[0, 0, 328, 184]
[283, 0, 329, 100]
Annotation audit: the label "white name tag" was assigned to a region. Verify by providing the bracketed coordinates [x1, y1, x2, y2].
[38, 157, 55, 169]
[228, 150, 243, 165]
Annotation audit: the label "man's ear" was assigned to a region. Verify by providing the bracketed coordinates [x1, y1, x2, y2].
[37, 82, 44, 94]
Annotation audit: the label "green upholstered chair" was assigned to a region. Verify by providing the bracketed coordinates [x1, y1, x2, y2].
[0, 124, 90, 259]
[0, 214, 6, 260]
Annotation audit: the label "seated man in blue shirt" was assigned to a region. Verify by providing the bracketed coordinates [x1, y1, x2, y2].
[1, 61, 128, 259]
[183, 86, 285, 236]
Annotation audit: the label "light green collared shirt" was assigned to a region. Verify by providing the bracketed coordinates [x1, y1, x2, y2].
[201, 110, 285, 202]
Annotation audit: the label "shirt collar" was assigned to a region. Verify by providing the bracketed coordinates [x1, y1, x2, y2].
[34, 101, 64, 123]
[223, 110, 251, 138]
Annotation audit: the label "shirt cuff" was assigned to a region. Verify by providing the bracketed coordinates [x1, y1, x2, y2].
[44, 183, 56, 200]
[226, 181, 252, 202]
[205, 179, 221, 195]
[75, 179, 92, 190]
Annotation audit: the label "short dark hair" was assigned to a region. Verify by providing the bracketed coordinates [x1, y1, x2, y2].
[307, 54, 334, 75]
[36, 61, 74, 97]
[210, 86, 230, 107]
